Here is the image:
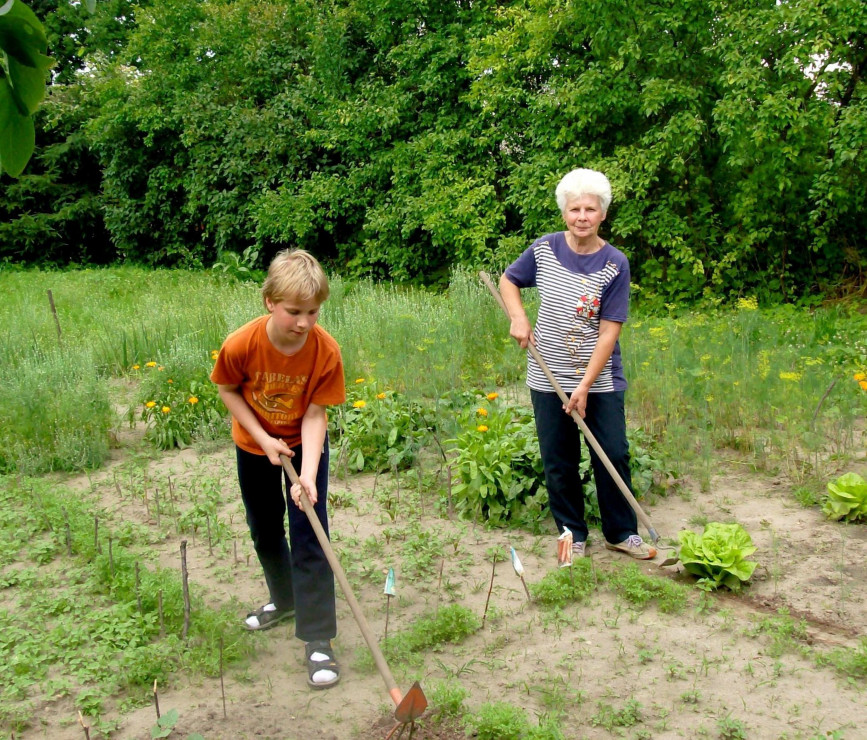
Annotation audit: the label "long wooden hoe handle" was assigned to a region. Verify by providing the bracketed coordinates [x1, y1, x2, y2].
[478, 271, 661, 543]
[279, 454, 405, 707]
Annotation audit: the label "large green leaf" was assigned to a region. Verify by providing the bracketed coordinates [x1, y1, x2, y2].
[0, 0, 53, 177]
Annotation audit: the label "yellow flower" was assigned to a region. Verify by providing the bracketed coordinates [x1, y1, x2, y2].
[355, 378, 365, 384]
[132, 364, 140, 370]
[736, 296, 758, 311]
[779, 371, 802, 382]
[145, 361, 157, 368]
[353, 400, 366, 409]
[477, 425, 489, 432]
[211, 350, 219, 360]
[854, 372, 867, 382]
[161, 406, 171, 414]
[145, 401, 156, 408]
[188, 397, 199, 404]
[649, 327, 666, 338]
[486, 392, 499, 401]
[158, 366, 164, 371]
[860, 380, 867, 392]
[376, 393, 386, 400]
[705, 395, 714, 403]
[476, 407, 489, 417]
[167, 379, 173, 384]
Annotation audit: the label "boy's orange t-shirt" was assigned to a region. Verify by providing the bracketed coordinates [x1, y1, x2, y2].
[210, 316, 346, 453]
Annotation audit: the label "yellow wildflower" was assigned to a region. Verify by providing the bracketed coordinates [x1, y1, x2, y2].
[353, 400, 366, 409]
[132, 364, 140, 370]
[145, 401, 156, 408]
[477, 407, 489, 417]
[854, 372, 867, 382]
[779, 371, 802, 382]
[860, 380, 867, 392]
[188, 397, 199, 404]
[355, 378, 365, 384]
[649, 327, 666, 338]
[211, 350, 219, 360]
[161, 406, 171, 414]
[736, 296, 758, 311]
[477, 425, 489, 432]
[167, 379, 173, 384]
[486, 392, 499, 401]
[145, 361, 157, 368]
[376, 393, 386, 400]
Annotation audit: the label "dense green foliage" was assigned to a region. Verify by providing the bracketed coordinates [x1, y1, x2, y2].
[1, 0, 865, 301]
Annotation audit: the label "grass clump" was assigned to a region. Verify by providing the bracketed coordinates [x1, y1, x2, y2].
[603, 562, 688, 613]
[529, 561, 597, 607]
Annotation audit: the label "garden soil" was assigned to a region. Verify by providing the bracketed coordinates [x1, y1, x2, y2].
[19, 427, 867, 740]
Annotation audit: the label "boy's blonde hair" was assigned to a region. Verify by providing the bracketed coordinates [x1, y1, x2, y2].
[261, 249, 329, 306]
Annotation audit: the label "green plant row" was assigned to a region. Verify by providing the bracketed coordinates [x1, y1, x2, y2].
[0, 475, 253, 734]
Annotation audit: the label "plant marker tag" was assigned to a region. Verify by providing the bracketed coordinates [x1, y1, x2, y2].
[557, 527, 573, 568]
[509, 546, 524, 576]
[384, 567, 396, 596]
[511, 546, 532, 603]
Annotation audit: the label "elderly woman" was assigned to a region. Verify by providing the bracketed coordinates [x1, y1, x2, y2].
[499, 168, 656, 560]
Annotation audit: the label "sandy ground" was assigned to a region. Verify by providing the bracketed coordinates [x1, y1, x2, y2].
[12, 430, 867, 740]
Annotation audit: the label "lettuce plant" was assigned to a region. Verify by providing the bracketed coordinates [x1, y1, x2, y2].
[822, 473, 867, 523]
[677, 522, 759, 592]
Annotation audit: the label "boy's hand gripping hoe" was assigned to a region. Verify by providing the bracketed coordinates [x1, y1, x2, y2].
[478, 271, 679, 567]
[280, 455, 428, 734]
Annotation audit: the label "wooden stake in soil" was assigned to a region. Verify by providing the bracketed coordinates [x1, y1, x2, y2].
[206, 514, 213, 556]
[135, 562, 143, 617]
[63, 507, 72, 556]
[482, 554, 497, 628]
[152, 679, 161, 719]
[219, 636, 227, 719]
[93, 515, 101, 554]
[180, 540, 191, 639]
[47, 289, 62, 344]
[154, 486, 160, 528]
[233, 538, 238, 564]
[108, 535, 114, 578]
[77, 710, 90, 740]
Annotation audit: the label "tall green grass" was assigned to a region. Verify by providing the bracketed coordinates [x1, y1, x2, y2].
[0, 267, 864, 480]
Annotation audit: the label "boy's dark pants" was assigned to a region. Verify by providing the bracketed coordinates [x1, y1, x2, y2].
[236, 442, 336, 643]
[531, 389, 638, 545]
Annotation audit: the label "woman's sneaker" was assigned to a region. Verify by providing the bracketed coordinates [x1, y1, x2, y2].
[604, 535, 656, 560]
[571, 541, 586, 558]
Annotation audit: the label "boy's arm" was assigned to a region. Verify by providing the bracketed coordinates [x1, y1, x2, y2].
[290, 402, 328, 509]
[216, 384, 294, 465]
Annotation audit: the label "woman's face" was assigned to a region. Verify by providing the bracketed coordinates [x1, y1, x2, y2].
[562, 194, 605, 242]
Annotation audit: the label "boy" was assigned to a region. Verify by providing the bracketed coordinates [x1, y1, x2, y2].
[211, 249, 346, 689]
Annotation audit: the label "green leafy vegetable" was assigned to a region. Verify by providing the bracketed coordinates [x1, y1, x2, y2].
[677, 522, 758, 592]
[822, 473, 867, 523]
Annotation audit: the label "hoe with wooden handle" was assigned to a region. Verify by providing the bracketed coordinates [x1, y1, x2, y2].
[478, 271, 679, 567]
[279, 454, 428, 729]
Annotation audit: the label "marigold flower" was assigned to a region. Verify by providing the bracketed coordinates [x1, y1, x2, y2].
[854, 372, 867, 382]
[145, 361, 157, 368]
[158, 366, 164, 371]
[211, 350, 219, 359]
[376, 393, 386, 400]
[145, 401, 156, 408]
[860, 380, 867, 392]
[476, 407, 489, 417]
[167, 379, 173, 384]
[353, 400, 367, 409]
[779, 371, 802, 382]
[161, 406, 171, 414]
[188, 397, 199, 404]
[132, 365, 140, 370]
[477, 424, 489, 432]
[486, 392, 499, 401]
[355, 378, 365, 384]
